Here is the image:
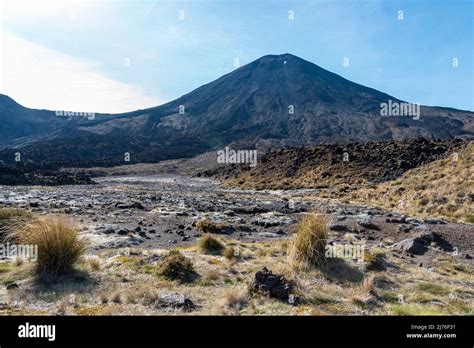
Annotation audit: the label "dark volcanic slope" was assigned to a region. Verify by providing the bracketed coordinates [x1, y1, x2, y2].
[0, 54, 472, 166]
[201, 139, 470, 190]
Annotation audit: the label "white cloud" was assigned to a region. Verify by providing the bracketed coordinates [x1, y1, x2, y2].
[2, 0, 101, 23]
[0, 29, 162, 113]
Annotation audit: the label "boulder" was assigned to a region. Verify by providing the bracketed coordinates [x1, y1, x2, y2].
[329, 223, 350, 232]
[393, 232, 435, 255]
[356, 214, 378, 229]
[157, 292, 195, 311]
[250, 267, 296, 303]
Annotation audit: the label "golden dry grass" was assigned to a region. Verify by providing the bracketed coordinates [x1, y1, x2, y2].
[8, 215, 87, 277]
[156, 250, 195, 282]
[288, 214, 329, 271]
[350, 142, 473, 223]
[198, 235, 225, 255]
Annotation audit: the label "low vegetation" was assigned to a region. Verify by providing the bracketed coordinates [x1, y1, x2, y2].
[351, 142, 473, 223]
[0, 208, 32, 221]
[0, 208, 33, 238]
[195, 218, 230, 234]
[364, 249, 386, 271]
[198, 235, 225, 255]
[156, 250, 195, 282]
[0, 235, 472, 315]
[9, 215, 87, 277]
[288, 214, 329, 271]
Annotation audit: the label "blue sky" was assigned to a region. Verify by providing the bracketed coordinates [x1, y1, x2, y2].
[0, 0, 472, 112]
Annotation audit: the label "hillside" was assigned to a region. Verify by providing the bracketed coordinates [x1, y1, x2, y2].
[0, 54, 473, 167]
[349, 141, 473, 223]
[203, 139, 467, 187]
[202, 139, 472, 223]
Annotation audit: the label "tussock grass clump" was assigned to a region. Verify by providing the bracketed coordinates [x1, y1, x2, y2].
[195, 218, 229, 234]
[199, 235, 225, 255]
[364, 249, 386, 271]
[0, 208, 32, 221]
[288, 214, 329, 271]
[416, 282, 450, 296]
[0, 208, 33, 237]
[224, 246, 239, 260]
[223, 289, 249, 311]
[9, 216, 87, 277]
[467, 214, 474, 224]
[156, 250, 194, 281]
[86, 257, 101, 271]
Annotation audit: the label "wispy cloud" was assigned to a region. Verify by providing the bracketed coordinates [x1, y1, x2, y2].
[0, 29, 162, 113]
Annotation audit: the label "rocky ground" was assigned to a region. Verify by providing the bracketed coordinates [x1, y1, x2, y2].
[0, 165, 94, 186]
[0, 174, 471, 259]
[0, 174, 472, 315]
[201, 139, 468, 188]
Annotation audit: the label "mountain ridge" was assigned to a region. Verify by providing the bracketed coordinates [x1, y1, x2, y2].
[0, 53, 472, 166]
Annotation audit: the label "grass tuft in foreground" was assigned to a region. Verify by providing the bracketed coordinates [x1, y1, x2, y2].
[9, 215, 87, 277]
[0, 208, 33, 238]
[288, 213, 329, 271]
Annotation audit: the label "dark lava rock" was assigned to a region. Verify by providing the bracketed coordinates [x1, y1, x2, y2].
[386, 217, 406, 224]
[116, 201, 145, 210]
[424, 218, 446, 225]
[234, 206, 269, 214]
[356, 215, 379, 230]
[397, 225, 413, 233]
[0, 165, 95, 186]
[329, 223, 349, 232]
[250, 267, 296, 303]
[6, 283, 19, 290]
[117, 229, 129, 236]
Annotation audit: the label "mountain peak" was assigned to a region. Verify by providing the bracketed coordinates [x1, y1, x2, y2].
[251, 53, 311, 67]
[259, 53, 297, 60]
[0, 54, 472, 156]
